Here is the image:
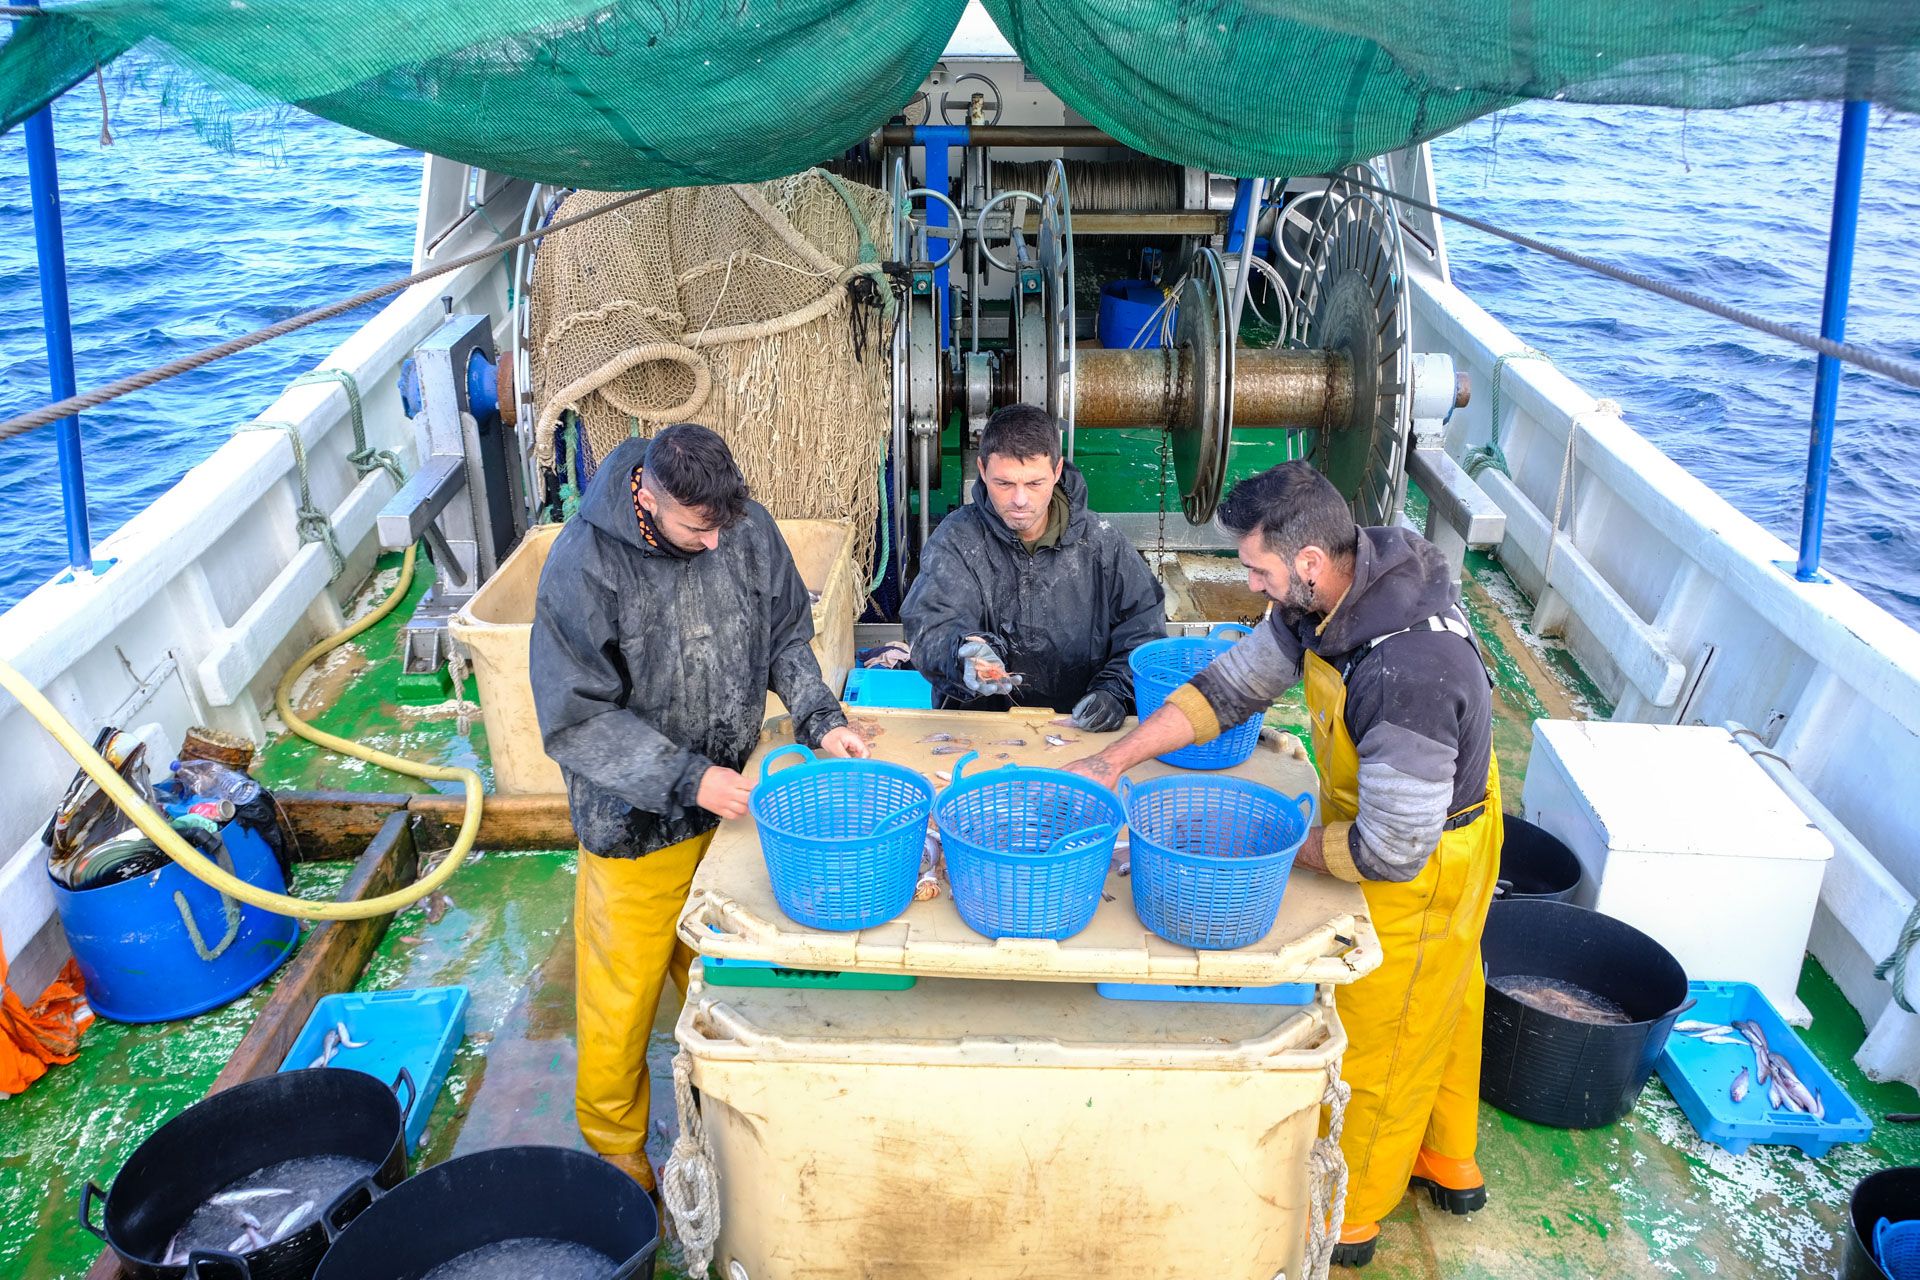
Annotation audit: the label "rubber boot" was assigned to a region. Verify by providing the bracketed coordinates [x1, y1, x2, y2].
[600, 1148, 658, 1194]
[1408, 1146, 1487, 1214]
[1330, 1221, 1379, 1268]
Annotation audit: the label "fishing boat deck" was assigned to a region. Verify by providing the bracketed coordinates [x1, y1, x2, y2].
[6, 543, 1919, 1280]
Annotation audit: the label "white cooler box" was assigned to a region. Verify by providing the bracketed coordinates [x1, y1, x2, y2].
[1523, 720, 1833, 1024]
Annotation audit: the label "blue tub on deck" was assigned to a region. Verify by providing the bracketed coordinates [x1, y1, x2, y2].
[51, 821, 300, 1023]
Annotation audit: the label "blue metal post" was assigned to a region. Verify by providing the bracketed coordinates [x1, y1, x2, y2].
[914, 126, 968, 350]
[1793, 100, 1871, 583]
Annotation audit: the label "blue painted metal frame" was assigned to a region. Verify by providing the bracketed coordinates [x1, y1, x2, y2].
[914, 125, 969, 349]
[19, 0, 96, 575]
[1792, 100, 1872, 584]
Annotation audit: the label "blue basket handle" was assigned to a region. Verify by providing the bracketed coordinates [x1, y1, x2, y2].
[1115, 776, 1135, 809]
[1209, 622, 1254, 640]
[1046, 823, 1117, 859]
[1293, 791, 1318, 831]
[760, 743, 816, 780]
[945, 750, 981, 788]
[870, 798, 930, 837]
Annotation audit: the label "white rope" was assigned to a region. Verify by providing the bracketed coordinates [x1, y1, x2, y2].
[1532, 398, 1619, 632]
[1303, 1062, 1352, 1280]
[660, 1047, 722, 1276]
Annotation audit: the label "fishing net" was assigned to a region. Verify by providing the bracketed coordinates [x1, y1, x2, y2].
[5, 2, 1920, 186]
[529, 172, 896, 582]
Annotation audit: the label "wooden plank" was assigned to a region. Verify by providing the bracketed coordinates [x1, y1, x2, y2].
[276, 789, 412, 861]
[82, 811, 419, 1280]
[407, 791, 575, 851]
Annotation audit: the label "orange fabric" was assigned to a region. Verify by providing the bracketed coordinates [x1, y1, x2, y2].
[0, 937, 94, 1094]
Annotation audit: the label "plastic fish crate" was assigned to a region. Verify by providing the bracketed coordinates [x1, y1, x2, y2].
[1655, 980, 1871, 1157]
[279, 986, 468, 1152]
[702, 954, 916, 990]
[1096, 981, 1315, 1005]
[843, 667, 934, 709]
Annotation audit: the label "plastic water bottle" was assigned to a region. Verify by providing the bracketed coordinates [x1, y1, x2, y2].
[171, 759, 263, 808]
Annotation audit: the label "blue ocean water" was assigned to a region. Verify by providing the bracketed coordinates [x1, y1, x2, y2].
[3, 84, 1918, 625]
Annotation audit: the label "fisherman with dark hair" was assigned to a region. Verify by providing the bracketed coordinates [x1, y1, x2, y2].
[1065, 460, 1501, 1268]
[901, 403, 1166, 729]
[530, 422, 868, 1191]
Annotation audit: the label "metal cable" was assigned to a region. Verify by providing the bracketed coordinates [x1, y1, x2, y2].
[0, 187, 658, 444]
[1342, 174, 1920, 393]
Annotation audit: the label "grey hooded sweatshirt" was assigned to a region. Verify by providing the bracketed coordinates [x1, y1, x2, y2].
[530, 438, 846, 859]
[1176, 525, 1493, 883]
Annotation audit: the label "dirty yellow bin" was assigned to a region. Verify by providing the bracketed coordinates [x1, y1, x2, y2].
[450, 521, 858, 794]
[676, 968, 1346, 1280]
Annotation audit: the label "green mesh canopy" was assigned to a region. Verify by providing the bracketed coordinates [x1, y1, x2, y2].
[4, 1, 1918, 186]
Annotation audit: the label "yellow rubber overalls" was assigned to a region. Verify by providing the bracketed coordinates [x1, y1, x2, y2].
[1303, 614, 1502, 1229]
[573, 830, 714, 1163]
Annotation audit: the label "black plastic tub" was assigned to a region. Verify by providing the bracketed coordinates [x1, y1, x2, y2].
[312, 1146, 658, 1280]
[81, 1068, 412, 1280]
[1494, 817, 1584, 903]
[1843, 1166, 1920, 1280]
[1479, 899, 1689, 1128]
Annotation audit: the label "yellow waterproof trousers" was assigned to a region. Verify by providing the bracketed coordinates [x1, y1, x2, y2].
[574, 832, 713, 1155]
[1304, 650, 1503, 1227]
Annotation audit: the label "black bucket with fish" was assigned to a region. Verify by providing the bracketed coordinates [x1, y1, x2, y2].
[312, 1146, 658, 1280]
[1843, 1166, 1920, 1280]
[1479, 898, 1689, 1128]
[81, 1068, 410, 1280]
[1493, 817, 1584, 904]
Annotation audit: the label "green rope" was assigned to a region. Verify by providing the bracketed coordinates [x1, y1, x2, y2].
[1876, 902, 1920, 1014]
[287, 368, 405, 487]
[868, 457, 891, 595]
[815, 167, 897, 330]
[1463, 347, 1550, 479]
[237, 417, 346, 580]
[558, 412, 583, 521]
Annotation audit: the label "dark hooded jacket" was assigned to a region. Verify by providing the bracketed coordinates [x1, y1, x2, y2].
[1179, 525, 1493, 882]
[530, 437, 846, 859]
[901, 462, 1166, 712]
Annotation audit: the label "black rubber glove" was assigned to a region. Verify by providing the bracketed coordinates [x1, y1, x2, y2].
[1070, 689, 1126, 733]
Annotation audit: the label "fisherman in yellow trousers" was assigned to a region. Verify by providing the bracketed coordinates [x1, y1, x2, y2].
[530, 423, 868, 1191]
[1067, 461, 1500, 1268]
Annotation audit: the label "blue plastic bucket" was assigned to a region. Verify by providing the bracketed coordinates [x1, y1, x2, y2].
[51, 822, 300, 1023]
[1129, 623, 1263, 769]
[1098, 279, 1173, 349]
[935, 751, 1123, 940]
[750, 744, 933, 931]
[1122, 775, 1315, 950]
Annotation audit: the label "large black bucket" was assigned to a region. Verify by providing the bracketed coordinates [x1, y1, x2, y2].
[312, 1146, 659, 1280]
[1843, 1166, 1920, 1280]
[1479, 899, 1689, 1128]
[1493, 817, 1584, 903]
[81, 1068, 412, 1280]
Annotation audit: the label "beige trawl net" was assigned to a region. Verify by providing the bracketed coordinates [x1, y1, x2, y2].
[530, 172, 896, 582]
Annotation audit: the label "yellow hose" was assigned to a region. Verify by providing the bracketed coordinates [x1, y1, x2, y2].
[0, 545, 483, 920]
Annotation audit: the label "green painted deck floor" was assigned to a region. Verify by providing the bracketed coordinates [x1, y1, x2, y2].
[6, 550, 1918, 1280]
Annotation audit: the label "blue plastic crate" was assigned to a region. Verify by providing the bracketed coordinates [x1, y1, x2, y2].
[1655, 980, 1872, 1158]
[279, 986, 468, 1152]
[1096, 981, 1314, 1005]
[844, 667, 934, 708]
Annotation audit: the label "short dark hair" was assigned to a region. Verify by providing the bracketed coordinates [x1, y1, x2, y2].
[643, 423, 749, 527]
[1217, 461, 1359, 564]
[977, 404, 1061, 466]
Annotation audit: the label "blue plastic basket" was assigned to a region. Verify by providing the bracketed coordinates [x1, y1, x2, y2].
[843, 667, 935, 708]
[1129, 624, 1263, 769]
[1654, 979, 1873, 1158]
[1879, 1218, 1920, 1280]
[278, 986, 468, 1152]
[750, 744, 933, 931]
[1122, 774, 1315, 950]
[934, 751, 1124, 940]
